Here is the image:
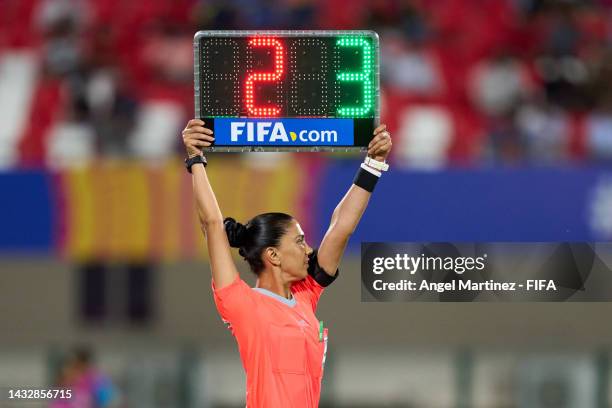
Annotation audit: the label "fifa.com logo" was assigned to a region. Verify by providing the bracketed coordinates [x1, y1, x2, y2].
[230, 122, 338, 143]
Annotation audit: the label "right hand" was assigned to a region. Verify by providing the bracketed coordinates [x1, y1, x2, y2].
[182, 119, 215, 157]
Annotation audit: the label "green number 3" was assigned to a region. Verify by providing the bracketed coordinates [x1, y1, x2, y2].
[336, 37, 374, 117]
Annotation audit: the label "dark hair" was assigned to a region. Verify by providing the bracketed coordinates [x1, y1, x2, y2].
[224, 213, 293, 275]
[72, 346, 93, 365]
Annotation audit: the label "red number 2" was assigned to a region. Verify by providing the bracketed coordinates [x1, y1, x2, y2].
[245, 37, 284, 117]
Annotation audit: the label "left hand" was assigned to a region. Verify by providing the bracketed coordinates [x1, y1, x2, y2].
[367, 124, 392, 162]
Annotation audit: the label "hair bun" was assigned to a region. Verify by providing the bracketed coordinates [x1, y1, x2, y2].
[224, 217, 248, 248]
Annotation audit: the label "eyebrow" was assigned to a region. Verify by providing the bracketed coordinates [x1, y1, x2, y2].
[295, 234, 304, 240]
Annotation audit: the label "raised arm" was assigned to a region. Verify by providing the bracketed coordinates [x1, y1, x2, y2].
[182, 119, 239, 289]
[317, 124, 392, 275]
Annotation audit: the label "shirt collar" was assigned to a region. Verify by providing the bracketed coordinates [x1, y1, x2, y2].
[252, 287, 297, 307]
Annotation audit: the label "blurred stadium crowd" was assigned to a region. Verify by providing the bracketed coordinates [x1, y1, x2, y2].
[2, 0, 612, 168]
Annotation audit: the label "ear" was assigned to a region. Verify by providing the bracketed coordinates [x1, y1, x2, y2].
[264, 247, 281, 267]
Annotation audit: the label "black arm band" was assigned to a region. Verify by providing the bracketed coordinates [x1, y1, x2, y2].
[353, 166, 379, 192]
[308, 250, 339, 287]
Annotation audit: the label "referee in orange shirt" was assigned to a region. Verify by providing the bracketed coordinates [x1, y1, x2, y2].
[182, 119, 392, 407]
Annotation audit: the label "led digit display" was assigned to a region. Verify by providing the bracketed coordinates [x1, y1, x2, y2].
[194, 30, 380, 151]
[336, 36, 374, 117]
[245, 37, 284, 117]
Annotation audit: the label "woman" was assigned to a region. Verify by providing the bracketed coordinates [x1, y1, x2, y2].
[182, 119, 392, 407]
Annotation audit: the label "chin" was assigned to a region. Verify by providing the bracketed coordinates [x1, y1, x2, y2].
[288, 270, 308, 282]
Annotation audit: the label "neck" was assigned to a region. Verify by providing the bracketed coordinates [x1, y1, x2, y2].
[256, 269, 293, 299]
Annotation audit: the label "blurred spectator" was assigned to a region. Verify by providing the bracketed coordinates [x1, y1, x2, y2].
[517, 94, 570, 163]
[533, 2, 591, 110]
[395, 105, 453, 168]
[50, 347, 119, 408]
[586, 49, 612, 161]
[285, 0, 317, 29]
[86, 71, 137, 157]
[469, 52, 532, 118]
[469, 51, 533, 162]
[542, 2, 582, 56]
[586, 105, 612, 161]
[140, 24, 193, 84]
[512, 0, 548, 17]
[37, 0, 90, 78]
[534, 53, 590, 110]
[380, 29, 443, 96]
[191, 0, 241, 30]
[45, 90, 97, 168]
[83, 23, 138, 157]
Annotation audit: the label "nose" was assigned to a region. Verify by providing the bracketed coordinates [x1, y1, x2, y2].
[306, 243, 313, 256]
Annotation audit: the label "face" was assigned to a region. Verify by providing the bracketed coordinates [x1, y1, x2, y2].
[276, 220, 313, 281]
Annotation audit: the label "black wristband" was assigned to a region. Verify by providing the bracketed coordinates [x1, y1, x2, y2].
[185, 155, 207, 173]
[353, 166, 379, 192]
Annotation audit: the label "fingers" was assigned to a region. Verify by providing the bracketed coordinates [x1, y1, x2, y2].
[184, 139, 213, 151]
[182, 119, 214, 148]
[368, 125, 388, 151]
[368, 139, 386, 155]
[183, 126, 213, 135]
[368, 130, 392, 155]
[187, 119, 204, 127]
[368, 129, 391, 149]
[183, 132, 215, 142]
[374, 124, 387, 134]
[368, 134, 381, 149]
[368, 138, 391, 155]
[192, 140, 213, 147]
[183, 119, 213, 135]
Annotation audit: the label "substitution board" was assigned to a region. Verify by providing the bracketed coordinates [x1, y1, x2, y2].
[194, 30, 380, 151]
